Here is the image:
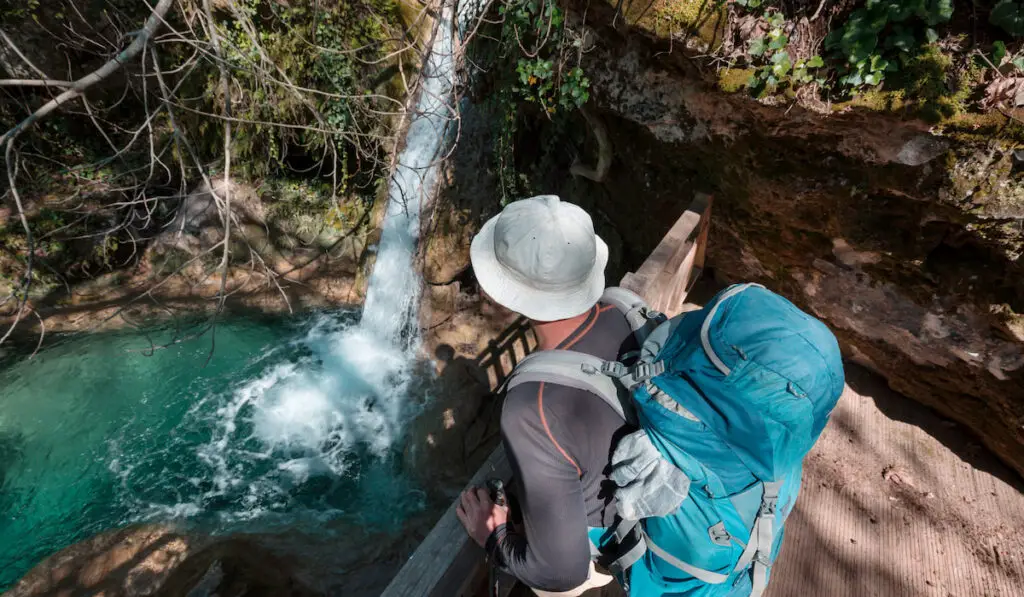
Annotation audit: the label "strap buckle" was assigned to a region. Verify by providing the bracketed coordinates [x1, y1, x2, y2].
[759, 495, 778, 516]
[600, 361, 628, 377]
[600, 361, 666, 390]
[632, 362, 665, 381]
[708, 522, 732, 547]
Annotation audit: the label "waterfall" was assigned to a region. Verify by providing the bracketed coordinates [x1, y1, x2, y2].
[0, 4, 493, 579]
[361, 3, 459, 346]
[193, 1, 483, 483]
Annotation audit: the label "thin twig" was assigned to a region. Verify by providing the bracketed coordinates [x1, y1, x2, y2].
[0, 79, 74, 88]
[0, 140, 33, 345]
[0, 29, 55, 80]
[811, 0, 828, 22]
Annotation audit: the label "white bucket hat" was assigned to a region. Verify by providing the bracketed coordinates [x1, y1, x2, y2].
[470, 195, 608, 321]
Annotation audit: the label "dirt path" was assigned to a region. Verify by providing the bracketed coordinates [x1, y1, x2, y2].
[768, 364, 1024, 596]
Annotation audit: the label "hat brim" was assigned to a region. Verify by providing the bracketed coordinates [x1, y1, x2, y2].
[470, 214, 608, 322]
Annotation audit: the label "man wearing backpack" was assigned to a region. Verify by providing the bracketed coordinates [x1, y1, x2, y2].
[457, 195, 846, 597]
[455, 194, 629, 595]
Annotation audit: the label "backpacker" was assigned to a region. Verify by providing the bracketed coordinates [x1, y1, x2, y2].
[503, 283, 845, 596]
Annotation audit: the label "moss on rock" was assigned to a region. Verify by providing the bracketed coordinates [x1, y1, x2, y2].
[718, 67, 755, 93]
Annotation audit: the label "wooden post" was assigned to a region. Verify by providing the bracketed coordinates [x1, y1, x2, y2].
[620, 193, 712, 316]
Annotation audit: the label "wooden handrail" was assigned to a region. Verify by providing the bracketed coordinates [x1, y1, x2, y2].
[381, 446, 512, 597]
[620, 193, 712, 317]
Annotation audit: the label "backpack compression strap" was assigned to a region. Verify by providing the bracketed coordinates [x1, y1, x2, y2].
[732, 479, 784, 597]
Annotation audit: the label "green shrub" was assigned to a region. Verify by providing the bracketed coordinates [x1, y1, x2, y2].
[826, 0, 954, 91]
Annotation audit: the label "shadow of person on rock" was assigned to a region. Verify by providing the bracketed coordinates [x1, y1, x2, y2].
[403, 343, 499, 499]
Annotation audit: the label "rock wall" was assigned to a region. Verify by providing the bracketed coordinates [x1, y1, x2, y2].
[512, 7, 1024, 476]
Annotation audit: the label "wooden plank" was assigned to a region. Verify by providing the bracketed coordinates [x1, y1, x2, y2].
[690, 195, 712, 281]
[382, 446, 513, 597]
[621, 194, 712, 315]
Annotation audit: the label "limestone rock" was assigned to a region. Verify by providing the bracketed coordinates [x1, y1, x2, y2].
[6, 525, 322, 597]
[510, 4, 1024, 477]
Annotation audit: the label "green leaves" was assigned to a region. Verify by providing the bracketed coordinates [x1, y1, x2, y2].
[886, 26, 917, 53]
[750, 37, 768, 57]
[994, 40, 1009, 66]
[924, 0, 954, 26]
[768, 33, 789, 51]
[745, 11, 826, 94]
[991, 1, 1024, 37]
[865, 0, 952, 25]
[770, 51, 792, 77]
[501, 1, 588, 113]
[829, 0, 955, 93]
[792, 56, 826, 85]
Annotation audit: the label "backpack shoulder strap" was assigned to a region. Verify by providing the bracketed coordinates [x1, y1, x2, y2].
[600, 287, 666, 346]
[502, 350, 636, 424]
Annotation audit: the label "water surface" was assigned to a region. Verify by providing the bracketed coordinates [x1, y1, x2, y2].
[0, 312, 426, 590]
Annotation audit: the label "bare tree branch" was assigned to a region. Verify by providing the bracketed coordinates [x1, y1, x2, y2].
[0, 79, 74, 88]
[203, 0, 233, 327]
[0, 0, 175, 148]
[0, 140, 34, 346]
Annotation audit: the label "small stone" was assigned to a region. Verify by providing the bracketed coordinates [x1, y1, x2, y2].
[895, 134, 949, 166]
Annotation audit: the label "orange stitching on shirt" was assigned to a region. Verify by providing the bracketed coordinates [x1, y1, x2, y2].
[537, 382, 582, 477]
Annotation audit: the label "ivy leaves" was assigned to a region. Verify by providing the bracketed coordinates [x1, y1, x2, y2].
[499, 0, 590, 113]
[514, 60, 589, 111]
[746, 12, 824, 93]
[825, 0, 954, 92]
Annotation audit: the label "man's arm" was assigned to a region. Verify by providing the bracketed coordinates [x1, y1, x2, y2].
[487, 382, 592, 592]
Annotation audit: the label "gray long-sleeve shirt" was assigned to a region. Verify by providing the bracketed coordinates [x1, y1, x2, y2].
[486, 303, 638, 591]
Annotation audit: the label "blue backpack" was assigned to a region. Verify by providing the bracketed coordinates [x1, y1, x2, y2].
[503, 283, 845, 596]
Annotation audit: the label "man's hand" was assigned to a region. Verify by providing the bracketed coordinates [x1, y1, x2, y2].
[456, 486, 508, 547]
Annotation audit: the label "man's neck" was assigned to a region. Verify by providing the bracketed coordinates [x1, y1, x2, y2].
[531, 309, 592, 351]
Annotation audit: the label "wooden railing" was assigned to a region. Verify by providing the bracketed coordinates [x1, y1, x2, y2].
[381, 194, 713, 597]
[620, 194, 712, 317]
[381, 447, 512, 597]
